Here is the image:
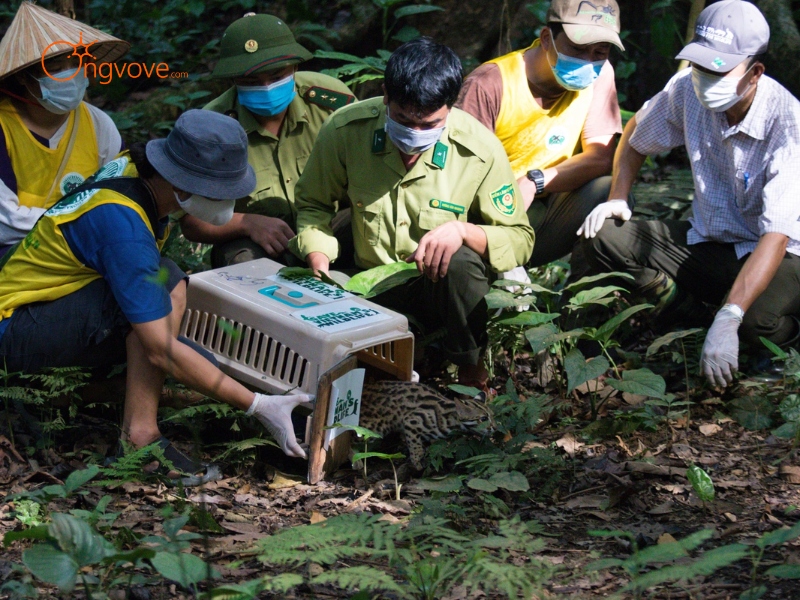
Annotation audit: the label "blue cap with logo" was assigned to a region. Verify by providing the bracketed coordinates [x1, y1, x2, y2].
[676, 0, 769, 72]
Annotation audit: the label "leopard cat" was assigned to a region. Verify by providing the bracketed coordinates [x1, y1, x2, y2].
[357, 380, 494, 471]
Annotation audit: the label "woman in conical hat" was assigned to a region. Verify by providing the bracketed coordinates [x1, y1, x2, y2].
[0, 2, 129, 257]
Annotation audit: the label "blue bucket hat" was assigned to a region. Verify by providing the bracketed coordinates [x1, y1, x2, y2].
[146, 109, 256, 200]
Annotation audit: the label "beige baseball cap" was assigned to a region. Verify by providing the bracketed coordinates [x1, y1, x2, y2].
[546, 0, 624, 50]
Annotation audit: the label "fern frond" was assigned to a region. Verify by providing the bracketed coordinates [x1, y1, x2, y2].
[255, 514, 400, 567]
[97, 441, 174, 486]
[463, 555, 547, 599]
[213, 437, 277, 461]
[163, 401, 236, 423]
[311, 566, 410, 598]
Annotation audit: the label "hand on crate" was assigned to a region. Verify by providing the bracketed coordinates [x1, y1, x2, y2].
[247, 393, 314, 458]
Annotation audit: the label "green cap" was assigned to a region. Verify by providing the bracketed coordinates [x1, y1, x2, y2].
[212, 13, 313, 79]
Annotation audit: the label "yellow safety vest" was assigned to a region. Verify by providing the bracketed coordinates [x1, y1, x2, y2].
[488, 40, 594, 179]
[0, 98, 99, 208]
[0, 154, 169, 322]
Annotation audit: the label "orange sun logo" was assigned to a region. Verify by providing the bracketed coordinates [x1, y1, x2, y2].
[40, 32, 99, 81]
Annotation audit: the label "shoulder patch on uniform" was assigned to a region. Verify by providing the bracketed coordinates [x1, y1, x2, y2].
[490, 184, 516, 216]
[304, 86, 355, 111]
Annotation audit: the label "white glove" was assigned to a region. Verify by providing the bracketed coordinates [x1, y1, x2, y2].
[576, 199, 632, 239]
[701, 305, 743, 387]
[246, 393, 314, 458]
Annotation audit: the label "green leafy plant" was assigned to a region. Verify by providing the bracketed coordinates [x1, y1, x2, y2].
[589, 520, 800, 598]
[4, 511, 217, 598]
[327, 422, 405, 498]
[206, 513, 552, 600]
[686, 464, 715, 503]
[315, 0, 443, 87]
[9, 465, 101, 505]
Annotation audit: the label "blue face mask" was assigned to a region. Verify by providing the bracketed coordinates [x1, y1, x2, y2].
[384, 109, 446, 155]
[237, 74, 296, 117]
[547, 40, 605, 92]
[34, 67, 89, 114]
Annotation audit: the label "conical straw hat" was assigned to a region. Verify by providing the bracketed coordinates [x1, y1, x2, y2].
[0, 2, 130, 80]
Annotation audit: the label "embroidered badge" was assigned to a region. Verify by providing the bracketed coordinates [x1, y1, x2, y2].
[490, 184, 516, 216]
[711, 57, 726, 69]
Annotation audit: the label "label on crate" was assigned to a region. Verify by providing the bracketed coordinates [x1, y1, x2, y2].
[324, 368, 365, 450]
[291, 300, 391, 333]
[263, 273, 352, 305]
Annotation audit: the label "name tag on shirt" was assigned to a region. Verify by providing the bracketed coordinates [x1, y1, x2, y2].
[430, 199, 465, 214]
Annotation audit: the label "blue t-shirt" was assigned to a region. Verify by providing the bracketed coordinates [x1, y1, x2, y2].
[0, 203, 171, 340]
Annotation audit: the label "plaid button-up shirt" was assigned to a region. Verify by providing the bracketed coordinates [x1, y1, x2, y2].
[630, 69, 800, 259]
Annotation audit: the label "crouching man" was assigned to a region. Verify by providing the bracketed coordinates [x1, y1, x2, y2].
[0, 110, 310, 484]
[577, 0, 800, 386]
[289, 38, 534, 391]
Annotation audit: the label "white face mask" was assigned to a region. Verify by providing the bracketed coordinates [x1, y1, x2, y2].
[174, 191, 235, 226]
[691, 64, 755, 112]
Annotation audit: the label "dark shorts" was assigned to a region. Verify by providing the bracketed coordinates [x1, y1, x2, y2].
[0, 258, 187, 374]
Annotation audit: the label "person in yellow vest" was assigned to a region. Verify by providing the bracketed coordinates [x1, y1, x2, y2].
[0, 110, 312, 485]
[179, 13, 356, 268]
[0, 2, 129, 257]
[456, 0, 625, 268]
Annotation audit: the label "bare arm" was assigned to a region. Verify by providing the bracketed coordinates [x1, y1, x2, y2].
[608, 115, 646, 200]
[131, 317, 254, 410]
[180, 213, 294, 257]
[517, 135, 616, 209]
[727, 232, 789, 311]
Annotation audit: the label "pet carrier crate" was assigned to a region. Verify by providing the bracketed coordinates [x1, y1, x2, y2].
[179, 258, 415, 482]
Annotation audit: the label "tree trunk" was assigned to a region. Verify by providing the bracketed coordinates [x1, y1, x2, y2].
[55, 0, 75, 19]
[677, 0, 706, 72]
[756, 0, 800, 97]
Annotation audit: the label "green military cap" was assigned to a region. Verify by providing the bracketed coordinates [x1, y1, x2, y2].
[212, 13, 313, 79]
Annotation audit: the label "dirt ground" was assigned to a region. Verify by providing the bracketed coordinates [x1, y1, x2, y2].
[2, 367, 800, 600]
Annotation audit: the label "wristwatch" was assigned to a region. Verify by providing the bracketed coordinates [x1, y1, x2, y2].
[526, 169, 545, 195]
[722, 303, 745, 320]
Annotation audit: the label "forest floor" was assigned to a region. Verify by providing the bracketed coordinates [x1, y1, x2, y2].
[3, 168, 800, 599]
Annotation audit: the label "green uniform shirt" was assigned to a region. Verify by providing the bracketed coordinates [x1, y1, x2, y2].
[290, 97, 534, 273]
[204, 71, 354, 229]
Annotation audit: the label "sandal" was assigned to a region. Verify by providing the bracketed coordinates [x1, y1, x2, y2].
[106, 436, 222, 487]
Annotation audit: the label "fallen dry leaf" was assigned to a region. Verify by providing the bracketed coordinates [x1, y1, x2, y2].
[622, 392, 647, 406]
[367, 499, 412, 515]
[658, 533, 678, 544]
[576, 379, 604, 394]
[648, 501, 674, 515]
[309, 511, 326, 524]
[345, 490, 374, 512]
[699, 423, 722, 436]
[724, 512, 738, 523]
[268, 472, 303, 490]
[378, 513, 402, 524]
[583, 510, 613, 522]
[556, 434, 584, 458]
[234, 493, 271, 508]
[780, 465, 800, 484]
[565, 495, 606, 509]
[220, 521, 259, 534]
[188, 493, 231, 507]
